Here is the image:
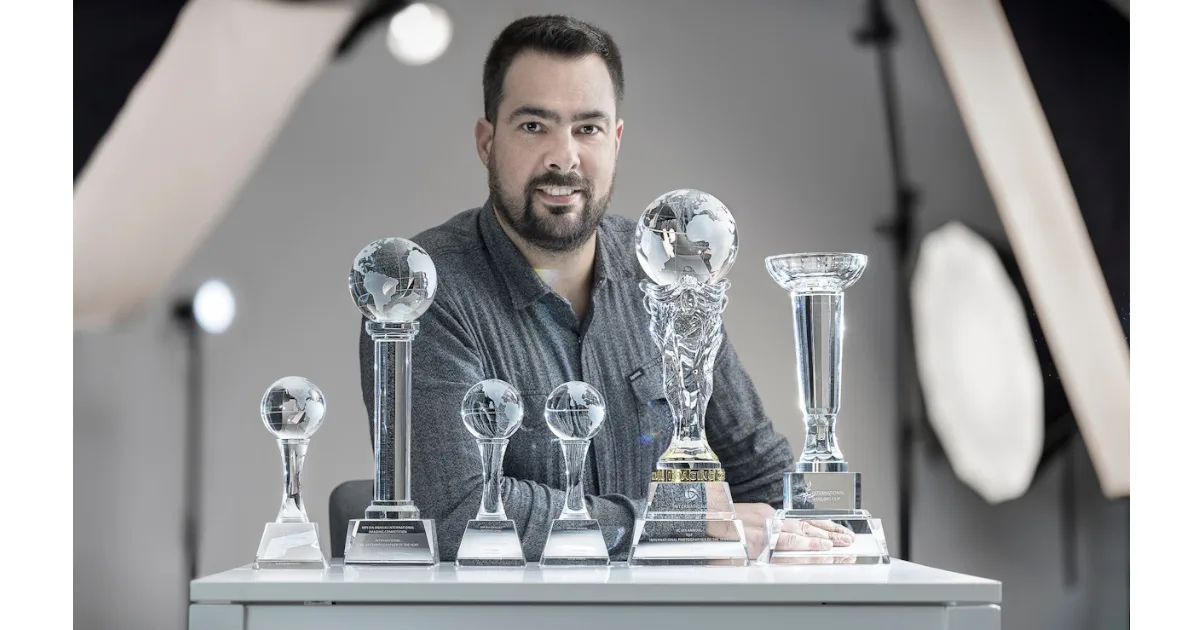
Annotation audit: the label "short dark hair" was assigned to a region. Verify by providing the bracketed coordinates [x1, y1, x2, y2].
[482, 15, 625, 123]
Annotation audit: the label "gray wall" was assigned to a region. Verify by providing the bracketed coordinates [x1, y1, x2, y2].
[73, 1, 1127, 629]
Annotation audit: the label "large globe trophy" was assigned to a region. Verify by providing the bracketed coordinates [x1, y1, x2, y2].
[456, 379, 527, 567]
[628, 189, 749, 566]
[344, 237, 440, 565]
[540, 381, 611, 566]
[761, 253, 889, 564]
[253, 376, 329, 570]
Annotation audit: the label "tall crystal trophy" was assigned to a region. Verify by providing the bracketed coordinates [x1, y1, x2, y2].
[762, 253, 890, 564]
[254, 376, 329, 570]
[456, 379, 527, 567]
[628, 189, 749, 566]
[540, 381, 611, 566]
[344, 237, 440, 565]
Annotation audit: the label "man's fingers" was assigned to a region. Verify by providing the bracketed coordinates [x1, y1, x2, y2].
[777, 532, 834, 551]
[806, 520, 856, 546]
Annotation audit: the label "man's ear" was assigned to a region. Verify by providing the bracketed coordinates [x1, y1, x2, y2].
[614, 118, 624, 156]
[475, 118, 494, 166]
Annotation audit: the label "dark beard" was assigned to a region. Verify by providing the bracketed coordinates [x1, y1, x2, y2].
[488, 152, 612, 253]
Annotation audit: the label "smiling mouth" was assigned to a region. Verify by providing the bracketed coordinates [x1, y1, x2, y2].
[536, 186, 582, 203]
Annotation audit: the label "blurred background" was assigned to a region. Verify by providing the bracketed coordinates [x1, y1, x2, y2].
[73, 0, 1129, 629]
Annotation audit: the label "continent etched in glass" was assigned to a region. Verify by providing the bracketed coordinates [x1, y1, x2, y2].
[260, 376, 327, 440]
[636, 189, 738, 286]
[460, 379, 524, 440]
[544, 381, 607, 441]
[349, 237, 438, 322]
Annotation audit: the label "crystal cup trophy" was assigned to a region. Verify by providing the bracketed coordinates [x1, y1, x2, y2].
[628, 189, 749, 566]
[762, 253, 889, 564]
[344, 237, 440, 565]
[456, 379, 527, 567]
[540, 381, 611, 566]
[254, 376, 329, 569]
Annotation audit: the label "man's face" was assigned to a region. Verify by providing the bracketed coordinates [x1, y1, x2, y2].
[476, 51, 623, 253]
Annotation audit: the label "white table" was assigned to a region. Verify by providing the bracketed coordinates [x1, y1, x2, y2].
[190, 559, 1001, 629]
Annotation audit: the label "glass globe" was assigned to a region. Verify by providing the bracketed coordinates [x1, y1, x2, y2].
[636, 189, 738, 286]
[349, 237, 438, 323]
[460, 379, 524, 440]
[260, 376, 327, 440]
[544, 381, 607, 441]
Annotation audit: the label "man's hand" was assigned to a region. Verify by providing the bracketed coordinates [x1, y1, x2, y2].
[735, 503, 856, 559]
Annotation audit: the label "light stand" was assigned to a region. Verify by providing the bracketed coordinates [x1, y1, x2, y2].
[853, 0, 922, 561]
[171, 279, 235, 626]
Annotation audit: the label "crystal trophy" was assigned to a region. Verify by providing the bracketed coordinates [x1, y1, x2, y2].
[540, 381, 611, 567]
[455, 379, 527, 567]
[254, 376, 329, 570]
[761, 253, 889, 564]
[344, 237, 440, 565]
[628, 189, 749, 566]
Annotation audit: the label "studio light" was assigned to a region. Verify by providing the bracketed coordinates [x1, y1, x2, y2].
[386, 3, 452, 66]
[191, 279, 236, 334]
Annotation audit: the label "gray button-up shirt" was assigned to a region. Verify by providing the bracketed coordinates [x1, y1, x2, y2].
[358, 201, 794, 561]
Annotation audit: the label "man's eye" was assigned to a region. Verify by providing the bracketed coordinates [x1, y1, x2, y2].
[521, 122, 542, 133]
[578, 125, 599, 135]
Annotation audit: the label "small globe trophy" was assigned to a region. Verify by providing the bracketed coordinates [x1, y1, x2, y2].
[344, 237, 440, 565]
[627, 189, 749, 566]
[761, 253, 889, 564]
[539, 381, 611, 567]
[455, 379, 527, 567]
[254, 376, 329, 570]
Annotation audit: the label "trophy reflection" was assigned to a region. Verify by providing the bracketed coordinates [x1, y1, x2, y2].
[762, 253, 889, 564]
[456, 379, 527, 567]
[254, 376, 329, 570]
[344, 237, 440, 565]
[628, 189, 749, 567]
[540, 381, 611, 567]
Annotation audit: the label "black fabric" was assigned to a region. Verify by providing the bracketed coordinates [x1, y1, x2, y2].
[74, 0, 192, 179]
[999, 0, 1130, 341]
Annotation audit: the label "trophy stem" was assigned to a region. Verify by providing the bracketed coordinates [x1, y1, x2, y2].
[275, 439, 309, 523]
[367, 321, 420, 519]
[475, 439, 509, 520]
[791, 291, 846, 470]
[559, 440, 591, 519]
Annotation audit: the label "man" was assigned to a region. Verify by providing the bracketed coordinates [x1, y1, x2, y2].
[358, 14, 854, 561]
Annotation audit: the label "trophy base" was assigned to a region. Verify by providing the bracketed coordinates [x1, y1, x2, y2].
[784, 470, 862, 511]
[253, 522, 328, 570]
[539, 518, 610, 566]
[761, 509, 890, 565]
[628, 480, 749, 566]
[456, 519, 526, 567]
[343, 518, 439, 565]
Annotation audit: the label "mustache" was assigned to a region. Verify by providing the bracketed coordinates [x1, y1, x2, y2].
[525, 171, 591, 194]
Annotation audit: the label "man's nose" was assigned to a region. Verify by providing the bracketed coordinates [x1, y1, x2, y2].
[544, 132, 581, 172]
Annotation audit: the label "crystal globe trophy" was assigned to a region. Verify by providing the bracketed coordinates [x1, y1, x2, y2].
[344, 237, 440, 565]
[540, 381, 611, 567]
[455, 379, 527, 567]
[254, 376, 329, 570]
[627, 189, 749, 566]
[761, 253, 889, 564]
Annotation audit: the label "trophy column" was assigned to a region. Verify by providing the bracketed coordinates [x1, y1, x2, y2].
[762, 252, 890, 564]
[540, 381, 611, 566]
[455, 379, 527, 567]
[344, 237, 440, 565]
[628, 189, 749, 567]
[254, 376, 329, 570]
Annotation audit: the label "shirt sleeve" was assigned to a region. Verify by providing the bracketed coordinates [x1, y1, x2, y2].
[358, 297, 645, 562]
[704, 326, 796, 508]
